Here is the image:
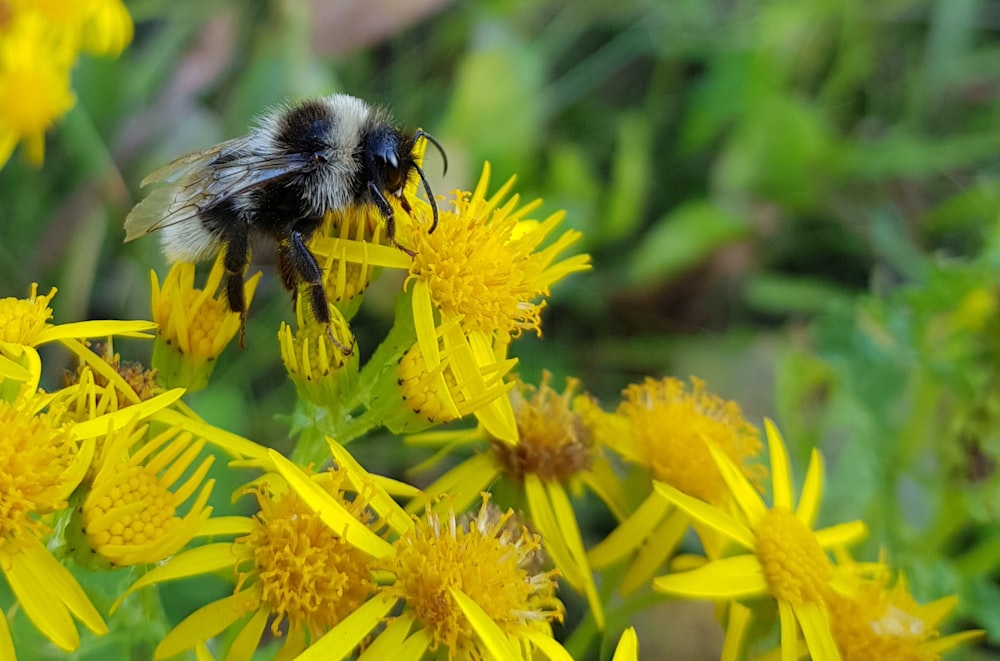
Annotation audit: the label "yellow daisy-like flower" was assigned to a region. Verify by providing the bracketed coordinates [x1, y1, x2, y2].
[0, 390, 105, 656]
[410, 372, 629, 629]
[824, 559, 984, 660]
[116, 452, 397, 660]
[401, 164, 591, 441]
[67, 416, 215, 568]
[584, 376, 766, 593]
[150, 255, 262, 391]
[652, 419, 869, 661]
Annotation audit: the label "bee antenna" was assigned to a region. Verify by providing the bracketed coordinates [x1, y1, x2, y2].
[414, 129, 448, 176]
[412, 161, 439, 233]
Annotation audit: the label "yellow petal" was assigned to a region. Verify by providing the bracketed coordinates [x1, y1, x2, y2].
[612, 626, 639, 661]
[36, 319, 157, 345]
[296, 593, 397, 660]
[269, 449, 395, 558]
[524, 631, 575, 661]
[721, 603, 751, 661]
[653, 554, 767, 600]
[226, 606, 269, 661]
[587, 490, 669, 568]
[113, 543, 235, 611]
[451, 588, 522, 661]
[796, 449, 824, 527]
[793, 601, 840, 661]
[156, 590, 259, 660]
[652, 481, 754, 550]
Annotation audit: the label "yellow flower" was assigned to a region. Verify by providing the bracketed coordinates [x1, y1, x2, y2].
[0, 390, 106, 655]
[652, 419, 868, 661]
[585, 377, 765, 593]
[67, 416, 215, 568]
[402, 164, 590, 439]
[410, 372, 628, 629]
[150, 256, 261, 391]
[824, 560, 984, 660]
[116, 451, 396, 660]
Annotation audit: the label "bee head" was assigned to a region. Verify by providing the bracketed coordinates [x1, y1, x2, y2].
[363, 126, 447, 234]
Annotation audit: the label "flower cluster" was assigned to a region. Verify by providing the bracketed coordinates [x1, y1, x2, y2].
[0, 131, 986, 660]
[0, 0, 132, 168]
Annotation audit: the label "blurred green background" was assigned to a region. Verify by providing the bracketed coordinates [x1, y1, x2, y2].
[1, 0, 999, 658]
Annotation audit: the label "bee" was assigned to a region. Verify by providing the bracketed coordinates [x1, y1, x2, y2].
[124, 93, 447, 346]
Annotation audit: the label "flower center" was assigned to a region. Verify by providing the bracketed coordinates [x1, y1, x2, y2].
[0, 284, 56, 345]
[238, 486, 375, 637]
[755, 507, 832, 605]
[0, 400, 77, 549]
[490, 375, 593, 482]
[384, 499, 563, 657]
[406, 193, 545, 340]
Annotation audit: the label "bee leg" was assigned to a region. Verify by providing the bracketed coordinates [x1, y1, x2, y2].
[288, 230, 353, 356]
[223, 228, 250, 348]
[368, 181, 415, 257]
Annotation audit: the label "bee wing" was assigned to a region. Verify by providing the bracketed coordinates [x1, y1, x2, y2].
[124, 138, 312, 241]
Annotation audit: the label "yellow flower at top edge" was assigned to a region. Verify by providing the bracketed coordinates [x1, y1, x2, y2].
[0, 389, 107, 657]
[0, 0, 133, 168]
[652, 419, 869, 661]
[150, 256, 262, 391]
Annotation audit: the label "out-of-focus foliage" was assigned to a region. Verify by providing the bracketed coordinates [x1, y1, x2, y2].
[1, 0, 999, 658]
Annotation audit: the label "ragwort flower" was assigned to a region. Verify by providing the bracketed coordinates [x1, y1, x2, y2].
[652, 419, 868, 661]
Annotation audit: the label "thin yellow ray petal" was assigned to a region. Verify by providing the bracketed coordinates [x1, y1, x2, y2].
[620, 508, 689, 595]
[326, 438, 414, 534]
[610, 627, 639, 661]
[796, 449, 824, 527]
[653, 555, 767, 599]
[269, 449, 395, 558]
[524, 475, 584, 588]
[3, 550, 78, 651]
[356, 616, 412, 661]
[36, 319, 158, 344]
[705, 442, 768, 526]
[155, 590, 259, 660]
[225, 606, 269, 661]
[0, 614, 13, 661]
[70, 388, 185, 439]
[411, 279, 441, 370]
[721, 603, 751, 661]
[653, 481, 754, 549]
[778, 600, 798, 661]
[764, 419, 793, 510]
[296, 593, 398, 661]
[18, 536, 106, 635]
[113, 543, 235, 611]
[793, 601, 840, 661]
[408, 452, 500, 516]
[451, 588, 522, 661]
[814, 520, 868, 549]
[587, 491, 669, 568]
[545, 480, 605, 628]
[525, 630, 575, 661]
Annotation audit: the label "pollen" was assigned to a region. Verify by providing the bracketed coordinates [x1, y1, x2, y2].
[617, 377, 765, 505]
[754, 507, 833, 605]
[237, 481, 376, 637]
[490, 373, 593, 482]
[0, 399, 77, 549]
[0, 283, 56, 345]
[383, 496, 563, 658]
